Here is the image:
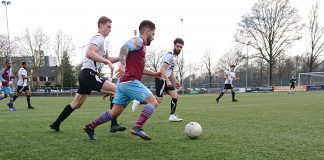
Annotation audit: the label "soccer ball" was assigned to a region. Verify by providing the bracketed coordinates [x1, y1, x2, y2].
[185, 122, 202, 139]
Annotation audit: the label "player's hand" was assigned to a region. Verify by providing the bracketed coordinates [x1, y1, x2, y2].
[115, 64, 125, 78]
[175, 82, 181, 89]
[166, 80, 172, 87]
[155, 72, 163, 79]
[106, 61, 114, 71]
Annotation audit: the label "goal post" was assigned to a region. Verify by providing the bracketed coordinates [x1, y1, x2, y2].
[298, 72, 324, 86]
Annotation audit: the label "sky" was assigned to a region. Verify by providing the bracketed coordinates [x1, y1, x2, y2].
[0, 0, 322, 66]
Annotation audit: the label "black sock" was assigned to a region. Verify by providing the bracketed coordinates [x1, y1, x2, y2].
[110, 96, 118, 126]
[13, 95, 18, 102]
[170, 98, 178, 115]
[217, 92, 224, 99]
[232, 92, 235, 101]
[53, 104, 75, 125]
[27, 96, 31, 107]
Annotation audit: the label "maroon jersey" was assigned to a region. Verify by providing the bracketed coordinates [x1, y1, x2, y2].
[120, 37, 146, 82]
[1, 67, 12, 87]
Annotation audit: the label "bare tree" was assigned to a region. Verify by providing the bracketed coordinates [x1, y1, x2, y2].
[17, 28, 50, 86]
[0, 34, 8, 59]
[235, 0, 302, 85]
[216, 49, 244, 72]
[177, 56, 189, 88]
[145, 47, 165, 72]
[202, 50, 216, 88]
[305, 0, 324, 72]
[53, 30, 74, 88]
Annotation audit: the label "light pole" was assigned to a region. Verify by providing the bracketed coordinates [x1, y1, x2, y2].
[245, 42, 250, 90]
[180, 18, 184, 93]
[2, 1, 11, 61]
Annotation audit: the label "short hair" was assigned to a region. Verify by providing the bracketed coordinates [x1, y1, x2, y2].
[173, 38, 184, 45]
[97, 16, 112, 28]
[22, 61, 27, 65]
[5, 60, 11, 64]
[230, 65, 235, 68]
[139, 20, 155, 34]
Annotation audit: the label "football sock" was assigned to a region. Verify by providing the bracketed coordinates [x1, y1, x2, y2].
[217, 92, 224, 99]
[109, 96, 118, 126]
[87, 111, 113, 129]
[27, 96, 31, 107]
[134, 103, 155, 129]
[232, 91, 236, 100]
[170, 98, 178, 115]
[13, 95, 18, 101]
[53, 104, 75, 125]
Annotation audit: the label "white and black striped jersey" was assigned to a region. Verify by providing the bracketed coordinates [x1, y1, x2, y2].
[81, 33, 107, 72]
[157, 52, 178, 77]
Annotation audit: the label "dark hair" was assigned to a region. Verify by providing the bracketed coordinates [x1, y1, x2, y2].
[139, 20, 155, 34]
[230, 65, 235, 68]
[173, 38, 184, 45]
[22, 61, 27, 65]
[5, 60, 11, 64]
[97, 16, 112, 28]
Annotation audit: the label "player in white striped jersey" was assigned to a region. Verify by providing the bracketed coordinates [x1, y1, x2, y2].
[216, 65, 239, 103]
[131, 38, 184, 122]
[12, 62, 34, 109]
[50, 16, 125, 133]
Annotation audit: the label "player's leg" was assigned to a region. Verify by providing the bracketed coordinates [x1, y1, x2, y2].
[131, 78, 163, 112]
[83, 83, 129, 140]
[100, 80, 126, 132]
[167, 88, 182, 122]
[130, 81, 159, 140]
[50, 93, 87, 131]
[24, 87, 34, 109]
[216, 88, 227, 103]
[131, 99, 142, 112]
[8, 93, 16, 111]
[13, 86, 23, 102]
[0, 91, 7, 100]
[231, 87, 238, 102]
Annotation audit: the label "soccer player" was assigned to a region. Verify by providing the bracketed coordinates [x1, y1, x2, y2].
[289, 75, 297, 94]
[12, 62, 35, 109]
[131, 38, 184, 122]
[83, 20, 162, 141]
[50, 16, 125, 133]
[216, 65, 239, 103]
[0, 60, 16, 111]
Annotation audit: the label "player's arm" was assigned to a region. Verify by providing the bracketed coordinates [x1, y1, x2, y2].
[87, 44, 113, 69]
[104, 52, 119, 63]
[116, 45, 129, 77]
[0, 69, 6, 82]
[223, 73, 228, 80]
[170, 72, 181, 89]
[143, 68, 163, 78]
[159, 63, 171, 83]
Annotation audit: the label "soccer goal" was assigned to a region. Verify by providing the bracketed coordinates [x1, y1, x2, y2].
[298, 72, 324, 86]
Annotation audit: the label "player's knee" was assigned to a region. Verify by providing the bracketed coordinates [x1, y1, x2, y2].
[157, 98, 163, 104]
[71, 102, 83, 109]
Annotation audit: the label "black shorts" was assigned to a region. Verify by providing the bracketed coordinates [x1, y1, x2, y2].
[290, 84, 295, 89]
[17, 85, 29, 93]
[155, 78, 175, 97]
[224, 84, 233, 89]
[77, 69, 106, 95]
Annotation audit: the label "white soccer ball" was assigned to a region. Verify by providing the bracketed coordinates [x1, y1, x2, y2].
[185, 122, 202, 139]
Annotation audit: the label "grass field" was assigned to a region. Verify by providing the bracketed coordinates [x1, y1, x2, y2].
[0, 91, 324, 160]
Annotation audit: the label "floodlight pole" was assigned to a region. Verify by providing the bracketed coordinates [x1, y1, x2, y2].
[2, 1, 11, 62]
[180, 18, 184, 94]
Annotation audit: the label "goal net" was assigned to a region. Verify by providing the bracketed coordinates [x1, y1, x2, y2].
[298, 72, 324, 86]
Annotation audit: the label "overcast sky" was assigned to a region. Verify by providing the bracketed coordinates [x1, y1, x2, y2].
[0, 0, 322, 65]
